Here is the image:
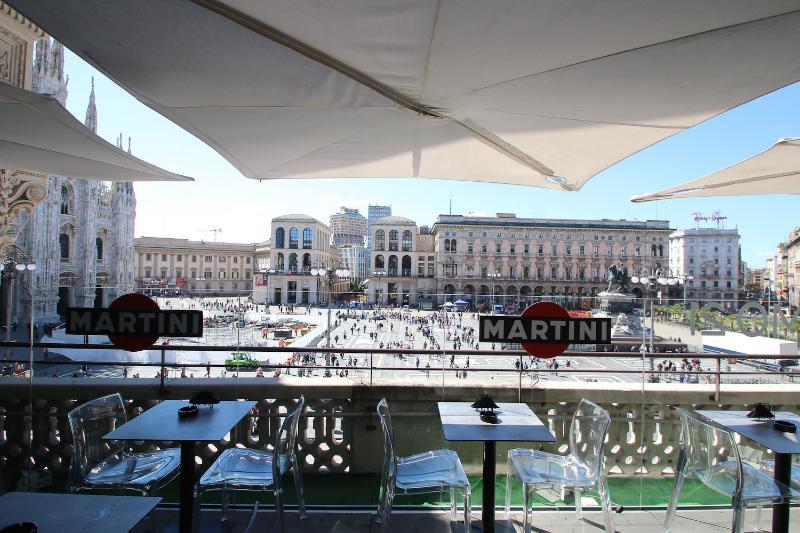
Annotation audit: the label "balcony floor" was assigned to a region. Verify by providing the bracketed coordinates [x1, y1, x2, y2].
[147, 506, 796, 532]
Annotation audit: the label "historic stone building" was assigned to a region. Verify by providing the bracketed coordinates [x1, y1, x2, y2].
[368, 216, 435, 307]
[431, 213, 672, 308]
[134, 237, 256, 296]
[259, 214, 333, 305]
[669, 227, 740, 309]
[18, 40, 136, 322]
[0, 11, 137, 325]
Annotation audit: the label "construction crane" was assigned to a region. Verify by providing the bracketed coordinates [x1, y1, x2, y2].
[201, 228, 222, 242]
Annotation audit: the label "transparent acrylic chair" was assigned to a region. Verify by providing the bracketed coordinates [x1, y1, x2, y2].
[664, 408, 800, 533]
[505, 399, 613, 533]
[194, 396, 305, 531]
[376, 398, 471, 532]
[67, 393, 181, 495]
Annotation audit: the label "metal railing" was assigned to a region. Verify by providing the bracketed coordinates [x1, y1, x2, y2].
[3, 342, 799, 403]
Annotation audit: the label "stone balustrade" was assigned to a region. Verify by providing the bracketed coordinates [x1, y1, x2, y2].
[0, 379, 797, 492]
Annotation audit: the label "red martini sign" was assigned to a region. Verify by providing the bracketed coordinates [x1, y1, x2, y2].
[66, 293, 203, 351]
[479, 302, 611, 358]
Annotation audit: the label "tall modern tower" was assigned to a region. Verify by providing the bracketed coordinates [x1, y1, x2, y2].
[330, 206, 368, 247]
[367, 205, 391, 249]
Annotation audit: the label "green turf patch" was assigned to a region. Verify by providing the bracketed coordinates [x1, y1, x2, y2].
[163, 474, 729, 509]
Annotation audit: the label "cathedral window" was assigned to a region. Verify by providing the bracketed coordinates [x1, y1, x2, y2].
[60, 185, 73, 215]
[96, 238, 103, 261]
[60, 234, 70, 259]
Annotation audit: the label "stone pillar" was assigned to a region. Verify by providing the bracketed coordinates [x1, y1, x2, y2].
[0, 169, 48, 256]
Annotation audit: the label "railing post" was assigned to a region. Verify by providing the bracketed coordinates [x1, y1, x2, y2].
[518, 353, 523, 402]
[160, 348, 165, 396]
[370, 351, 373, 388]
[715, 357, 721, 402]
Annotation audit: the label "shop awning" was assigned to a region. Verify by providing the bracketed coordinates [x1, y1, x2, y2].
[631, 138, 800, 202]
[9, 1, 800, 189]
[0, 81, 191, 181]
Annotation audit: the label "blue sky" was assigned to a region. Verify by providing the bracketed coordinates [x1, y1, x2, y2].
[60, 49, 797, 267]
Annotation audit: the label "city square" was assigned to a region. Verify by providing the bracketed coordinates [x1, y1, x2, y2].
[2, 3, 800, 533]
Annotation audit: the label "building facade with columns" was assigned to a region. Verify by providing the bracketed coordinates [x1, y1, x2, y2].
[259, 214, 333, 305]
[368, 216, 435, 307]
[431, 213, 672, 309]
[134, 237, 256, 296]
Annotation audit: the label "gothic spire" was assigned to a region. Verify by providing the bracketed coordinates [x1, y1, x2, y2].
[85, 77, 97, 133]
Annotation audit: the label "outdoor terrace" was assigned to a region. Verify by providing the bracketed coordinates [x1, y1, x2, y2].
[1, 345, 799, 531]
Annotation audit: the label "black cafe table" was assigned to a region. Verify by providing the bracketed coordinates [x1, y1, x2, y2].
[697, 410, 800, 533]
[438, 402, 556, 532]
[105, 400, 256, 533]
[0, 492, 160, 532]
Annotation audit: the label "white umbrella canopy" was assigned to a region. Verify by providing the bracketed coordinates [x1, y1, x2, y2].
[631, 138, 800, 202]
[9, 0, 800, 190]
[0, 81, 192, 181]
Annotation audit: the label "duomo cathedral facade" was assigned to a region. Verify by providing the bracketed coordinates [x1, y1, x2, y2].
[12, 38, 136, 324]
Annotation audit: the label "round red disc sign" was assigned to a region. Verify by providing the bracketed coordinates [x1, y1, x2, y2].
[520, 301, 570, 359]
[108, 293, 160, 352]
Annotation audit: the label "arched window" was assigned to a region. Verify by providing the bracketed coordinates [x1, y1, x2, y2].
[444, 239, 450, 253]
[388, 255, 398, 276]
[289, 228, 299, 249]
[402, 230, 412, 252]
[388, 230, 399, 251]
[60, 185, 72, 215]
[59, 233, 70, 259]
[275, 227, 285, 248]
[401, 255, 411, 277]
[288, 253, 298, 273]
[95, 238, 103, 260]
[658, 244, 664, 257]
[374, 230, 385, 251]
[374, 255, 385, 270]
[537, 266, 543, 279]
[303, 227, 312, 249]
[451, 239, 457, 253]
[276, 253, 285, 271]
[302, 253, 311, 272]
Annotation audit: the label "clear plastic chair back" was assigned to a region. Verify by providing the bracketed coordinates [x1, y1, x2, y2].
[377, 398, 397, 491]
[273, 396, 305, 476]
[67, 393, 127, 481]
[569, 398, 611, 482]
[674, 408, 742, 486]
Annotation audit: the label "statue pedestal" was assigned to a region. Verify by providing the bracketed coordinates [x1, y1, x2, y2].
[596, 291, 643, 338]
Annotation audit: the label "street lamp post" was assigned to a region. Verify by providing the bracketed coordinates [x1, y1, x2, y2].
[488, 270, 501, 312]
[312, 266, 351, 361]
[631, 269, 680, 375]
[3, 255, 36, 362]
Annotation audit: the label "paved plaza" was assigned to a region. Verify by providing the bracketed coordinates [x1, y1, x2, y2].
[18, 296, 791, 385]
